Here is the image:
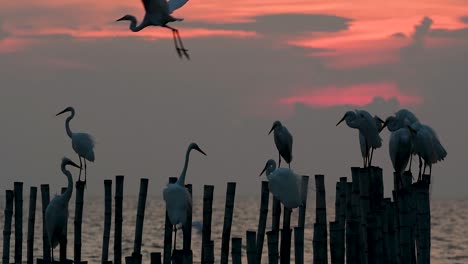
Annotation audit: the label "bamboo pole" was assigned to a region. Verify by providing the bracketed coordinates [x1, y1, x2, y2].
[204, 240, 215, 264]
[150, 253, 162, 264]
[131, 178, 149, 263]
[2, 190, 14, 264]
[26, 187, 37, 264]
[60, 187, 71, 263]
[40, 184, 51, 263]
[280, 207, 292, 264]
[201, 185, 214, 264]
[397, 188, 411, 263]
[416, 174, 431, 264]
[102, 180, 112, 263]
[266, 231, 279, 264]
[294, 227, 304, 264]
[330, 221, 339, 264]
[367, 215, 379, 264]
[256, 181, 269, 264]
[298, 176, 309, 228]
[182, 184, 193, 263]
[335, 177, 347, 264]
[313, 174, 328, 264]
[14, 182, 23, 264]
[369, 167, 384, 212]
[220, 182, 236, 264]
[114, 175, 124, 264]
[272, 197, 281, 232]
[358, 168, 370, 264]
[246, 231, 257, 264]
[163, 177, 177, 264]
[345, 182, 358, 264]
[350, 168, 362, 263]
[382, 198, 392, 264]
[74, 181, 86, 263]
[231, 237, 242, 264]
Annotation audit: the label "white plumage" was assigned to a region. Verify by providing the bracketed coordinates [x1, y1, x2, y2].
[259, 159, 301, 209]
[56, 106, 95, 183]
[337, 110, 382, 167]
[269, 120, 293, 168]
[163, 142, 206, 249]
[116, 0, 190, 59]
[45, 157, 81, 261]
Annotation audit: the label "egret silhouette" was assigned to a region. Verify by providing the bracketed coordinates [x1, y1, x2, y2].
[268, 121, 293, 168]
[45, 158, 81, 262]
[394, 109, 419, 170]
[259, 159, 301, 209]
[381, 116, 412, 188]
[56, 106, 95, 183]
[337, 110, 382, 167]
[116, 0, 190, 59]
[408, 122, 447, 180]
[163, 142, 206, 250]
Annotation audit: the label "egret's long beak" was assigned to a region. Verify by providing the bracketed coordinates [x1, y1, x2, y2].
[268, 124, 275, 135]
[56, 109, 67, 116]
[336, 115, 346, 126]
[68, 160, 81, 169]
[379, 121, 388, 132]
[195, 146, 207, 156]
[259, 163, 268, 177]
[116, 17, 124, 22]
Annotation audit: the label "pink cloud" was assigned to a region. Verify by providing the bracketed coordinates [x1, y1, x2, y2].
[278, 82, 423, 108]
[0, 37, 37, 54]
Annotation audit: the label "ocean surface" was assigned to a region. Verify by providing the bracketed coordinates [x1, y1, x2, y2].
[0, 195, 467, 264]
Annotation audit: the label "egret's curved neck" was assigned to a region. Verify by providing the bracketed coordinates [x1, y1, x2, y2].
[65, 109, 75, 138]
[346, 115, 360, 128]
[266, 165, 276, 180]
[177, 146, 193, 186]
[126, 15, 146, 32]
[61, 168, 73, 202]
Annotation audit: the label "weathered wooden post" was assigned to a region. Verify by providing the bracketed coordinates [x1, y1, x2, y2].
[280, 207, 292, 264]
[389, 200, 399, 264]
[181, 184, 193, 264]
[60, 187, 72, 264]
[293, 227, 304, 264]
[358, 168, 370, 264]
[416, 174, 431, 264]
[397, 187, 412, 264]
[366, 215, 379, 264]
[126, 178, 149, 264]
[272, 197, 281, 231]
[38, 184, 51, 263]
[102, 180, 112, 264]
[231, 237, 242, 264]
[246, 231, 257, 264]
[74, 181, 87, 264]
[334, 177, 346, 264]
[220, 182, 236, 264]
[298, 175, 309, 228]
[26, 187, 37, 264]
[150, 253, 162, 264]
[2, 190, 14, 264]
[201, 185, 214, 264]
[204, 240, 215, 264]
[266, 231, 279, 264]
[256, 181, 269, 264]
[163, 177, 177, 264]
[14, 182, 23, 264]
[313, 174, 328, 264]
[382, 198, 392, 264]
[330, 221, 340, 264]
[114, 176, 124, 264]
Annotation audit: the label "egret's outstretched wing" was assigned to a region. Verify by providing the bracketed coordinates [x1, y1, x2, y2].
[142, 0, 169, 14]
[168, 0, 189, 14]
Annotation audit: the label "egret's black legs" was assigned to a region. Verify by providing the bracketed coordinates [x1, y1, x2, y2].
[278, 152, 281, 168]
[174, 29, 189, 59]
[408, 154, 413, 173]
[84, 159, 87, 183]
[164, 25, 189, 59]
[78, 156, 83, 182]
[369, 148, 374, 167]
[173, 225, 177, 250]
[418, 156, 423, 181]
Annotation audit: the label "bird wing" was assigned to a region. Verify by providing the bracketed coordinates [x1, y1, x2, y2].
[389, 128, 412, 174]
[163, 184, 190, 225]
[269, 168, 301, 209]
[72, 133, 95, 161]
[357, 110, 382, 148]
[274, 127, 293, 164]
[142, 0, 169, 14]
[167, 0, 189, 14]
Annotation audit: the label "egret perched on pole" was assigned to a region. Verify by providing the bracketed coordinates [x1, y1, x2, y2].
[268, 120, 293, 168]
[259, 159, 301, 209]
[380, 116, 413, 188]
[116, 0, 190, 59]
[336, 110, 382, 167]
[45, 157, 81, 262]
[394, 109, 419, 170]
[56, 106, 95, 183]
[408, 122, 447, 181]
[163, 142, 206, 250]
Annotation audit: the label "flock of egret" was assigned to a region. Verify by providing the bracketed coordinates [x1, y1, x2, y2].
[43, 106, 446, 259]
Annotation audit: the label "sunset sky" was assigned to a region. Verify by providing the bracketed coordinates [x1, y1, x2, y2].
[1, 0, 467, 197]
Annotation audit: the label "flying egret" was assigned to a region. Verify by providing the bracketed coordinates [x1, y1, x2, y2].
[116, 0, 190, 59]
[45, 157, 81, 262]
[56, 106, 95, 183]
[163, 142, 206, 250]
[268, 121, 293, 168]
[337, 110, 382, 167]
[259, 159, 301, 209]
[408, 122, 447, 181]
[380, 116, 413, 188]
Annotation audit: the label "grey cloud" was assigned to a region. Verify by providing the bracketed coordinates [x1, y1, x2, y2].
[400, 16, 433, 57]
[391, 32, 406, 38]
[430, 28, 468, 39]
[460, 16, 468, 24]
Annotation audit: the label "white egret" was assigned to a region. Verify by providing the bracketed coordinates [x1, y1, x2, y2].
[56, 106, 95, 183]
[259, 159, 301, 209]
[268, 121, 293, 168]
[116, 0, 190, 59]
[394, 109, 419, 170]
[163, 142, 206, 249]
[337, 110, 382, 167]
[380, 116, 412, 188]
[45, 157, 81, 262]
[408, 122, 447, 180]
